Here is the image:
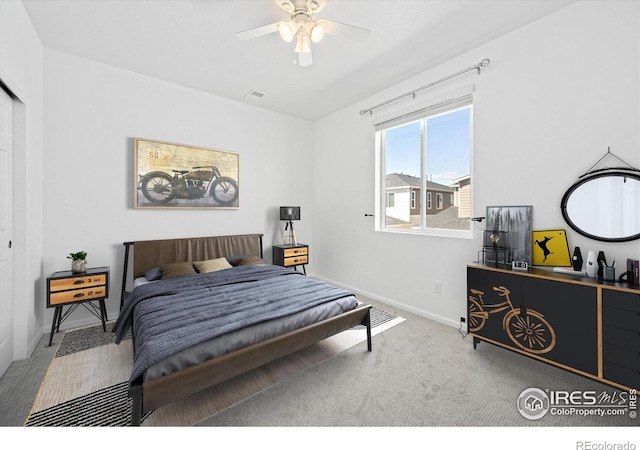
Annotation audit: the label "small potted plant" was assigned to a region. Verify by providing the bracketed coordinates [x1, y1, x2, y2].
[67, 251, 88, 273]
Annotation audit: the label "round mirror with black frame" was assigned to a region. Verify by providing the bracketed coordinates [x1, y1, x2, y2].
[560, 168, 640, 242]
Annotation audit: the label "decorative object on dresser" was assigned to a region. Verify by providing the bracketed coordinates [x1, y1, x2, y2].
[627, 258, 639, 285]
[467, 264, 639, 391]
[479, 230, 507, 268]
[531, 229, 571, 267]
[586, 251, 597, 278]
[596, 251, 607, 278]
[482, 206, 533, 266]
[46, 266, 110, 346]
[67, 251, 87, 273]
[603, 262, 616, 282]
[572, 246, 583, 272]
[273, 243, 308, 275]
[134, 138, 239, 209]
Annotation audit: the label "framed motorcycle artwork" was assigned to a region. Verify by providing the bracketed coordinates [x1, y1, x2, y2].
[134, 138, 239, 209]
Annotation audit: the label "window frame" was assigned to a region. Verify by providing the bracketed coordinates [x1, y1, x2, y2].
[374, 90, 474, 239]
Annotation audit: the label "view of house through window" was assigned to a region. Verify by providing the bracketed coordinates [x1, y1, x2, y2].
[377, 96, 472, 237]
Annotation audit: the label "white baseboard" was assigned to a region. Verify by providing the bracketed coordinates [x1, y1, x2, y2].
[310, 273, 460, 329]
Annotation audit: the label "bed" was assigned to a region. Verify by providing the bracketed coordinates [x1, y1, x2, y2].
[113, 233, 372, 426]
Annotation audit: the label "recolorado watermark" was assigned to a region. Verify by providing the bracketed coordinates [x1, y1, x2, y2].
[575, 442, 636, 450]
[517, 387, 637, 421]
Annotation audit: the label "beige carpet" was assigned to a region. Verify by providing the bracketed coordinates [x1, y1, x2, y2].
[25, 311, 404, 426]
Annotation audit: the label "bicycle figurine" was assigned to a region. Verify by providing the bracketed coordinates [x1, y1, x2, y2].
[468, 285, 556, 354]
[139, 165, 238, 206]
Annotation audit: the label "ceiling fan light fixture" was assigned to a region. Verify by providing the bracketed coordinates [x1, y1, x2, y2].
[277, 21, 295, 42]
[278, 1, 294, 14]
[309, 21, 325, 43]
[236, 0, 370, 68]
[307, 0, 321, 13]
[295, 32, 311, 54]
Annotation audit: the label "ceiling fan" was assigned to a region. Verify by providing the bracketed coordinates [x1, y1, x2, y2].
[235, 0, 371, 67]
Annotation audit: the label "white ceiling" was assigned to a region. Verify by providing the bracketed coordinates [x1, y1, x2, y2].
[21, 0, 575, 121]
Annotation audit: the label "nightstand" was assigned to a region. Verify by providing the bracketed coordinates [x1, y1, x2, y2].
[273, 244, 308, 275]
[46, 266, 110, 346]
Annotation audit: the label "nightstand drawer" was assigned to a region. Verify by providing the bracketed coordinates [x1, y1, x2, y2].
[283, 255, 308, 266]
[49, 285, 108, 305]
[50, 274, 107, 292]
[282, 247, 308, 258]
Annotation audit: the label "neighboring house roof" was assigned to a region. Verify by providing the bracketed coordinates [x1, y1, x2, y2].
[451, 174, 471, 185]
[386, 173, 454, 192]
[386, 173, 421, 188]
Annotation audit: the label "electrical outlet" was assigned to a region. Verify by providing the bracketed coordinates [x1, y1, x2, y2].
[434, 281, 442, 294]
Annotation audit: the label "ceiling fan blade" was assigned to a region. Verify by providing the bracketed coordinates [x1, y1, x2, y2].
[235, 22, 281, 41]
[321, 19, 371, 42]
[274, 0, 295, 14]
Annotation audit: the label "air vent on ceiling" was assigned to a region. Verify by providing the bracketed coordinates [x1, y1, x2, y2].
[245, 90, 266, 100]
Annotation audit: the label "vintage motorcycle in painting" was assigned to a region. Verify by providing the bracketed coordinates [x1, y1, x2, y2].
[139, 165, 238, 206]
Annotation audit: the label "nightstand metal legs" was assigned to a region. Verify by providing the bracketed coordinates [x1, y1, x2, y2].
[47, 300, 108, 347]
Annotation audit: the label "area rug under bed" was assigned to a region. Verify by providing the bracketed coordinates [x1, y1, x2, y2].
[25, 307, 404, 426]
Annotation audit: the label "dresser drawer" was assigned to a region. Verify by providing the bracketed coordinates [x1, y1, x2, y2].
[282, 247, 308, 258]
[49, 285, 108, 305]
[603, 289, 640, 314]
[603, 360, 640, 390]
[50, 274, 107, 292]
[603, 343, 640, 371]
[603, 325, 640, 351]
[283, 255, 308, 266]
[603, 306, 640, 331]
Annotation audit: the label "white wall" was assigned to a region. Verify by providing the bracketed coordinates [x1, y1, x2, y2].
[312, 1, 640, 327]
[41, 50, 315, 329]
[0, 1, 45, 358]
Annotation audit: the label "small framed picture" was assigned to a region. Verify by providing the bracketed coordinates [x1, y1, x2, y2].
[486, 206, 533, 264]
[532, 229, 572, 266]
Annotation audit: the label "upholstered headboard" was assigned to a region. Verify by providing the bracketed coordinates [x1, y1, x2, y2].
[131, 234, 263, 278]
[120, 234, 263, 308]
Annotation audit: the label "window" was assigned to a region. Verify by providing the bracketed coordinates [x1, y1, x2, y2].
[386, 192, 395, 207]
[375, 93, 473, 237]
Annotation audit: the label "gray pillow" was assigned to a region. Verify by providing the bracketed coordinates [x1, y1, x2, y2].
[160, 262, 197, 280]
[144, 266, 162, 281]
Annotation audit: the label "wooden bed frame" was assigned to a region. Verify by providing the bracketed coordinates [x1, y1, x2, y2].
[119, 233, 372, 426]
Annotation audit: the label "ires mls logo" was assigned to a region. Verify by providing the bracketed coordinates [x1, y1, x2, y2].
[517, 388, 637, 420]
[517, 388, 550, 420]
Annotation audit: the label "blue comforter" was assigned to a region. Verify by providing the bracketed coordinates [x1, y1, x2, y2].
[112, 265, 355, 384]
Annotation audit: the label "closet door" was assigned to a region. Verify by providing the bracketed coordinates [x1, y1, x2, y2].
[0, 86, 14, 378]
